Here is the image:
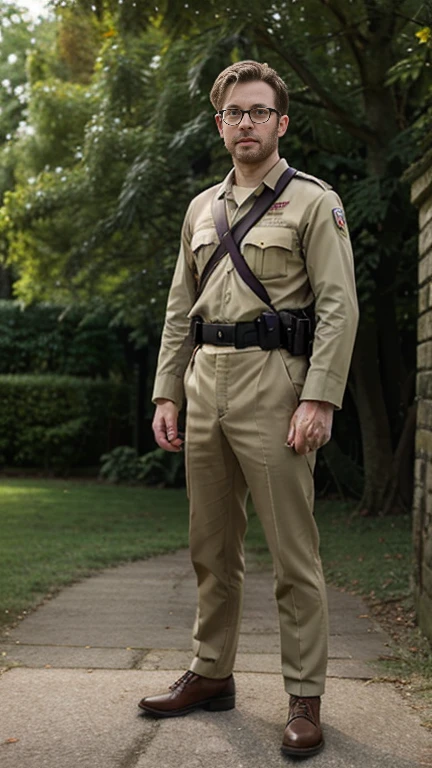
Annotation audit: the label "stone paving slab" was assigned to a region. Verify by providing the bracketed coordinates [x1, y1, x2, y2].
[0, 669, 431, 768]
[0, 644, 140, 669]
[1, 646, 379, 681]
[1, 550, 430, 768]
[0, 551, 393, 675]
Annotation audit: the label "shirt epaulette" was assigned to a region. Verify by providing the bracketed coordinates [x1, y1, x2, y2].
[294, 170, 331, 191]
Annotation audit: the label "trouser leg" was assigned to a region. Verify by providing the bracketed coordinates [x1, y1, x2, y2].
[220, 348, 328, 696]
[184, 350, 248, 679]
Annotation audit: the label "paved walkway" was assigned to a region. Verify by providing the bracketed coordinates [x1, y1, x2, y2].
[0, 550, 431, 768]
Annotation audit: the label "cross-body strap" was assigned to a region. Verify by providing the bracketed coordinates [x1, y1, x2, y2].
[197, 166, 297, 309]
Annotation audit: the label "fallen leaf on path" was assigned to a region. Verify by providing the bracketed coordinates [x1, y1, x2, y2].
[5, 738, 19, 744]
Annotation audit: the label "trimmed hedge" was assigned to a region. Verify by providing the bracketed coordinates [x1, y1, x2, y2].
[0, 375, 130, 471]
[0, 301, 126, 377]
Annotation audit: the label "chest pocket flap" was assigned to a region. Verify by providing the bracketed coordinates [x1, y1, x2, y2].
[241, 226, 297, 279]
[191, 228, 219, 276]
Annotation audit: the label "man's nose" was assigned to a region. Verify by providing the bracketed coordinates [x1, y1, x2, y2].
[239, 111, 254, 127]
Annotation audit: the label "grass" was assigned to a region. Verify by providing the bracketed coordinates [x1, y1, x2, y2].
[0, 478, 190, 627]
[248, 498, 413, 601]
[0, 478, 413, 625]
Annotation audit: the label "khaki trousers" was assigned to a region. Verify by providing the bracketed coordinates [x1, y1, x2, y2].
[184, 345, 328, 697]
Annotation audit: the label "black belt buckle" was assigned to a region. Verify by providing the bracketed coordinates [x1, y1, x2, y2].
[256, 311, 280, 350]
[235, 323, 254, 349]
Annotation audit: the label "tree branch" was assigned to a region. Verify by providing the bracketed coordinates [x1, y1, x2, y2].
[318, 0, 369, 48]
[257, 28, 378, 146]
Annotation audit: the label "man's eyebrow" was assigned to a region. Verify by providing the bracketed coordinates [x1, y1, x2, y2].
[223, 102, 269, 109]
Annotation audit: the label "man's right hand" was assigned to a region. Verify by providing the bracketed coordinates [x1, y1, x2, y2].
[152, 399, 183, 452]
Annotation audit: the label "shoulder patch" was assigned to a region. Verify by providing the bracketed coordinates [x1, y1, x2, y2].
[332, 207, 347, 236]
[294, 170, 331, 191]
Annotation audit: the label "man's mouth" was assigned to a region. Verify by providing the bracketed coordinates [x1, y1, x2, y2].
[236, 138, 258, 145]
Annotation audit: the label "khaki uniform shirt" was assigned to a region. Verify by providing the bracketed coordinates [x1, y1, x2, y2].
[152, 158, 359, 410]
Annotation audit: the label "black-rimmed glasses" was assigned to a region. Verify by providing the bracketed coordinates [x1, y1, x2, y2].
[218, 107, 280, 126]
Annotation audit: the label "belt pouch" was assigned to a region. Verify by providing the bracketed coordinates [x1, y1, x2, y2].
[292, 317, 309, 355]
[191, 316, 203, 345]
[256, 312, 280, 350]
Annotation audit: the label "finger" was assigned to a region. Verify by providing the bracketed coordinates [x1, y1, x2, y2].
[294, 424, 309, 455]
[165, 422, 177, 443]
[152, 419, 178, 452]
[287, 415, 297, 447]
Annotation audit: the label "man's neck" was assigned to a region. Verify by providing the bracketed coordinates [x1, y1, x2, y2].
[233, 153, 281, 188]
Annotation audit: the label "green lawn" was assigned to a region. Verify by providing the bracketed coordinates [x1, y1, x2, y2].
[0, 478, 413, 630]
[0, 479, 190, 627]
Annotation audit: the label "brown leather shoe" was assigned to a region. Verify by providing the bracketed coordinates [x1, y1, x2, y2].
[281, 695, 324, 757]
[138, 671, 235, 718]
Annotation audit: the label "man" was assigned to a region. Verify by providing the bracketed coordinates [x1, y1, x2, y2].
[138, 60, 358, 758]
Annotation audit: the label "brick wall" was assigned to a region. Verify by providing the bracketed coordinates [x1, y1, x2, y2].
[411, 149, 432, 644]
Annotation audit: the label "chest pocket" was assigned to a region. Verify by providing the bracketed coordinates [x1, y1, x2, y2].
[241, 226, 297, 279]
[191, 228, 218, 277]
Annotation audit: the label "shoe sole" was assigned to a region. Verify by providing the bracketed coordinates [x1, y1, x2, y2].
[281, 739, 325, 758]
[138, 695, 235, 718]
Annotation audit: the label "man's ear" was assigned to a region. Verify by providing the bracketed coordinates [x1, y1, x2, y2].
[215, 113, 224, 138]
[278, 115, 289, 138]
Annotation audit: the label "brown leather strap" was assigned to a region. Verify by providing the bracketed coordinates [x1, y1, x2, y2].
[197, 166, 297, 309]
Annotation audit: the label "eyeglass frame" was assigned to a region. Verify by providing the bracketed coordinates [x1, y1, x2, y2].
[218, 107, 281, 126]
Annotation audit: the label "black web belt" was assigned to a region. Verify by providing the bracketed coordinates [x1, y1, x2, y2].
[199, 321, 259, 348]
[192, 309, 314, 355]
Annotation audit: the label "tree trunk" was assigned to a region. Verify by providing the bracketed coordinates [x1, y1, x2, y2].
[350, 321, 394, 514]
[0, 266, 12, 299]
[381, 401, 417, 515]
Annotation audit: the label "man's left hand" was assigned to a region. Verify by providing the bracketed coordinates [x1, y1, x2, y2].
[287, 400, 334, 455]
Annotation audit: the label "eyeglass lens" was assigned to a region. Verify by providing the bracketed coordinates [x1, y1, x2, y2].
[223, 108, 272, 125]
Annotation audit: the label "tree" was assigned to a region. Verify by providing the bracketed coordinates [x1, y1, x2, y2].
[113, 0, 431, 514]
[1, 0, 431, 512]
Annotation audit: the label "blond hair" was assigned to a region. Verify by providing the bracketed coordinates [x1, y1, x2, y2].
[210, 60, 289, 115]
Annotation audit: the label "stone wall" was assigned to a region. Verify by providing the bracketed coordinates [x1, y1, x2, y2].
[411, 148, 432, 644]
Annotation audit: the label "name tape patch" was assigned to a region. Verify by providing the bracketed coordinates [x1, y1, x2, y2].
[269, 201, 290, 212]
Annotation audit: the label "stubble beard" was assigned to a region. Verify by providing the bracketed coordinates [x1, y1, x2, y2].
[229, 125, 279, 165]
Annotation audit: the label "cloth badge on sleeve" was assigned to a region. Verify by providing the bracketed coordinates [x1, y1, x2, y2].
[332, 207, 347, 236]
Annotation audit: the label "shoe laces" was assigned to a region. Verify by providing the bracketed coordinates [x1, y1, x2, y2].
[288, 696, 317, 724]
[169, 670, 196, 691]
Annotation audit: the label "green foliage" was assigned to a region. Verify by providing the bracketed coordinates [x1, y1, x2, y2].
[0, 300, 126, 377]
[22, 78, 97, 173]
[137, 447, 186, 488]
[0, 3, 34, 144]
[0, 0, 429, 510]
[0, 374, 130, 470]
[99, 444, 186, 487]
[99, 445, 141, 483]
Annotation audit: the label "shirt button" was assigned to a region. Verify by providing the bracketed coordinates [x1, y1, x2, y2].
[225, 292, 231, 303]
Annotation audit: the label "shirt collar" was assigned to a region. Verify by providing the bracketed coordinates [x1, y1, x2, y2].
[216, 157, 289, 199]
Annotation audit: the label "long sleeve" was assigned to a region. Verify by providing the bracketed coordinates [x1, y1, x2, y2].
[152, 207, 197, 410]
[299, 190, 359, 408]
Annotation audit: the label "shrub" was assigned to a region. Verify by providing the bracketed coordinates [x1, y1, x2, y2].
[138, 448, 185, 488]
[99, 445, 186, 488]
[0, 374, 130, 471]
[0, 300, 126, 377]
[99, 445, 141, 483]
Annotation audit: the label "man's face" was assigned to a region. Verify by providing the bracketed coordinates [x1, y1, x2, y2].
[215, 80, 289, 165]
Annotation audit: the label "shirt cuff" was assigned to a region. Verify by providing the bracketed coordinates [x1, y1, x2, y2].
[152, 373, 185, 411]
[300, 367, 347, 410]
